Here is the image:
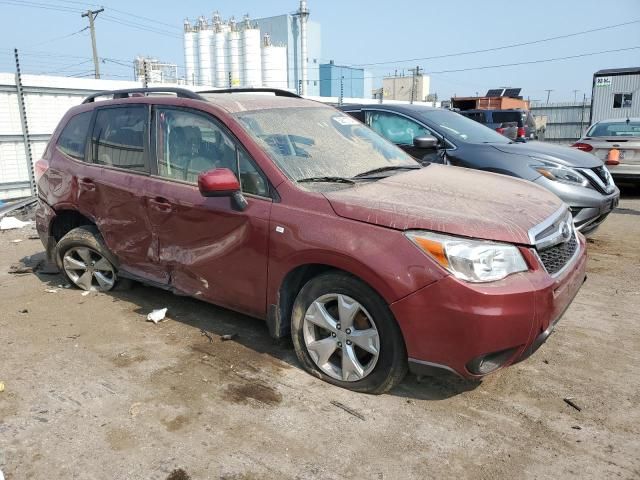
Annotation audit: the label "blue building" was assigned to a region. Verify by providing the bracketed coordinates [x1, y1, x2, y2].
[319, 61, 367, 98]
[254, 14, 322, 96]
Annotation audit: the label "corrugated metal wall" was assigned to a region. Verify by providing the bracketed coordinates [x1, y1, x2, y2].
[530, 101, 591, 144]
[590, 73, 640, 123]
[0, 73, 156, 200]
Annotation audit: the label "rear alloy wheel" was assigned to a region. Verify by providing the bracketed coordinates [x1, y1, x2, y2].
[62, 247, 115, 291]
[291, 272, 407, 394]
[56, 226, 121, 292]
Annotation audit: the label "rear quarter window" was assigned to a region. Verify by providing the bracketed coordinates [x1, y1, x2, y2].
[56, 111, 92, 160]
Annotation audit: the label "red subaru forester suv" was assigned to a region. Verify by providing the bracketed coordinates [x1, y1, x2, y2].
[35, 88, 587, 393]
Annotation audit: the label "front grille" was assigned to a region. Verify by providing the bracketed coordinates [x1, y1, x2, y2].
[537, 233, 578, 275]
[592, 165, 609, 184]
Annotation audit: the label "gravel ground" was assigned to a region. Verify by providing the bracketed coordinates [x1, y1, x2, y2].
[1, 188, 639, 480]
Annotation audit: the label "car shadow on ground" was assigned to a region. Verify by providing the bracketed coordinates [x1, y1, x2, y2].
[21, 250, 479, 400]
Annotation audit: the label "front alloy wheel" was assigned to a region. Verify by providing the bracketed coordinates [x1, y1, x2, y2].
[303, 294, 380, 382]
[291, 272, 407, 394]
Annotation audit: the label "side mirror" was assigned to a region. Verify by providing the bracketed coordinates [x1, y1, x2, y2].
[198, 168, 240, 197]
[413, 135, 439, 150]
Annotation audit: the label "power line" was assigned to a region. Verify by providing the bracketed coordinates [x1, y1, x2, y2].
[50, 0, 182, 31]
[424, 46, 640, 75]
[351, 19, 640, 67]
[25, 26, 89, 49]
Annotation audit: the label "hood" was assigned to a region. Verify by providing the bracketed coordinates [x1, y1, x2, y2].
[490, 141, 602, 168]
[324, 165, 564, 245]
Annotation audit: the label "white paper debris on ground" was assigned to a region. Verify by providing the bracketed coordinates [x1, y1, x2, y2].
[0, 467, 4, 480]
[81, 291, 91, 296]
[0, 381, 5, 392]
[0, 216, 31, 230]
[10, 239, 23, 243]
[146, 308, 168, 324]
[45, 289, 58, 293]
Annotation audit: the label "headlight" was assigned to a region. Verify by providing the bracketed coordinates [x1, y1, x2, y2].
[405, 231, 528, 283]
[530, 159, 589, 187]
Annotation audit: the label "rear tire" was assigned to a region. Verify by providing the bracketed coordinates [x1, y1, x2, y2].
[291, 272, 407, 394]
[56, 225, 124, 292]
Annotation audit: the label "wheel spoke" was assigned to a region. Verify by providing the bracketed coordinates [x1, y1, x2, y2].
[305, 301, 337, 333]
[337, 294, 359, 329]
[93, 257, 112, 272]
[94, 271, 114, 290]
[342, 344, 365, 381]
[63, 255, 86, 271]
[76, 271, 94, 290]
[307, 337, 338, 366]
[348, 328, 379, 355]
[75, 247, 93, 265]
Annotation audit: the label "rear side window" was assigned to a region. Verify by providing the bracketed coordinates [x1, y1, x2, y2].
[57, 111, 92, 160]
[492, 112, 522, 125]
[91, 106, 148, 172]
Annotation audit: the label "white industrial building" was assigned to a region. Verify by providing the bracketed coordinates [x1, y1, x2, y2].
[183, 1, 321, 95]
[590, 67, 640, 124]
[381, 73, 431, 102]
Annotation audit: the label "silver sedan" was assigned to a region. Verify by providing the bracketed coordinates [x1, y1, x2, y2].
[573, 118, 640, 184]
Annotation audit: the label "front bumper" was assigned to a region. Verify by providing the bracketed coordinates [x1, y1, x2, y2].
[533, 176, 620, 233]
[392, 234, 587, 379]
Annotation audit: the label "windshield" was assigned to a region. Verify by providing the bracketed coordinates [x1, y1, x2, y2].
[587, 120, 640, 137]
[418, 109, 512, 144]
[234, 107, 417, 181]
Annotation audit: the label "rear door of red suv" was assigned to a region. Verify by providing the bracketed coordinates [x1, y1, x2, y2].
[84, 103, 168, 283]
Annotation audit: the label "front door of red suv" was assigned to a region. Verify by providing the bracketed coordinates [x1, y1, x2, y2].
[146, 106, 272, 318]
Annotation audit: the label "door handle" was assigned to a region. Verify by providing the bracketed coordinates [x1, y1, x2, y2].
[78, 177, 95, 191]
[148, 196, 172, 213]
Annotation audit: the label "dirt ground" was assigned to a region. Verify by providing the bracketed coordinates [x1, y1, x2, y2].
[1, 188, 639, 480]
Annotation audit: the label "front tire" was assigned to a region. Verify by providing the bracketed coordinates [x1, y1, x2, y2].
[291, 272, 407, 394]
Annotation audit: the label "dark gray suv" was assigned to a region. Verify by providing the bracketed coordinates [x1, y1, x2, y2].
[340, 104, 619, 234]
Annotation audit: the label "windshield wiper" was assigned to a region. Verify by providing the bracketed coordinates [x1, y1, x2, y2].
[297, 176, 355, 184]
[354, 165, 421, 178]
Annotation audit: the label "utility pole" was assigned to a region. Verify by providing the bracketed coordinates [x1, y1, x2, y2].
[409, 65, 421, 104]
[81, 8, 104, 79]
[572, 89, 580, 103]
[544, 89, 553, 104]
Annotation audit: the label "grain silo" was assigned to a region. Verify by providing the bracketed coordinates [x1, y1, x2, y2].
[226, 18, 242, 87]
[197, 16, 213, 86]
[261, 34, 287, 88]
[212, 12, 229, 88]
[183, 19, 199, 86]
[241, 15, 262, 88]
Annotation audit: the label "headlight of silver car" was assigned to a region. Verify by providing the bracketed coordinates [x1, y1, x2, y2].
[530, 158, 589, 187]
[405, 231, 528, 283]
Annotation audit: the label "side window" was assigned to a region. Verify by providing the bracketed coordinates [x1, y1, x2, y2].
[57, 111, 92, 160]
[156, 108, 237, 183]
[239, 149, 269, 197]
[92, 106, 148, 172]
[365, 111, 432, 145]
[345, 110, 365, 123]
[613, 93, 633, 109]
[156, 108, 269, 197]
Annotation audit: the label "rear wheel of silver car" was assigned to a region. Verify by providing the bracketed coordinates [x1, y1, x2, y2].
[291, 272, 407, 394]
[56, 226, 120, 292]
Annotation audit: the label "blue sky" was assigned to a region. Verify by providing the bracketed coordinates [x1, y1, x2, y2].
[0, 0, 639, 101]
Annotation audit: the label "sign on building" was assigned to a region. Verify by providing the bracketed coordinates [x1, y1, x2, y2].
[595, 77, 611, 87]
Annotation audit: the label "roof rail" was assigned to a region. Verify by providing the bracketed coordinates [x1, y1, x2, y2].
[197, 88, 301, 98]
[82, 87, 205, 104]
